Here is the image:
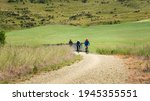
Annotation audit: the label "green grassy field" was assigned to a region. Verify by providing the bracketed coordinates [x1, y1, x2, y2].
[6, 21, 150, 56]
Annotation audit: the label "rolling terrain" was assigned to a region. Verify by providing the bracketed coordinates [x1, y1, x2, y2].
[0, 0, 150, 30]
[0, 0, 150, 84]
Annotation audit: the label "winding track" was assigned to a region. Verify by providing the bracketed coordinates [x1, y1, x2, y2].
[21, 53, 129, 84]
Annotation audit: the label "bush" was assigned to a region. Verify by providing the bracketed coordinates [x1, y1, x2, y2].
[82, 0, 87, 3]
[0, 31, 6, 45]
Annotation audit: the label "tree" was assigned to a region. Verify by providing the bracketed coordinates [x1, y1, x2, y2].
[0, 31, 6, 45]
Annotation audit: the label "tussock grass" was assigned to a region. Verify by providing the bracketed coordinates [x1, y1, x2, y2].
[0, 45, 80, 83]
[96, 44, 150, 57]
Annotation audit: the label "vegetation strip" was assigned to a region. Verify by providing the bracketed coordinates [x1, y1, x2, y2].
[0, 45, 81, 83]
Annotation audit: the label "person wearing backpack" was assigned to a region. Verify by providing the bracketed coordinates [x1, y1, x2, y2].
[76, 40, 81, 52]
[84, 38, 90, 53]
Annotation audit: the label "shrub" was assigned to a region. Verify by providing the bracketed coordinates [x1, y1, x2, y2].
[0, 31, 6, 45]
[82, 0, 87, 3]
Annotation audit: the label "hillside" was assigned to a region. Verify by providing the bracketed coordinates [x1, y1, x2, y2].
[0, 0, 150, 30]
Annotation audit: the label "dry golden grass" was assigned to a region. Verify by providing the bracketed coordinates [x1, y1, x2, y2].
[121, 56, 150, 84]
[0, 45, 80, 83]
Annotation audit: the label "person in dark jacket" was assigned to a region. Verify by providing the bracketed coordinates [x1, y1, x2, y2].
[69, 39, 73, 46]
[76, 40, 81, 52]
[84, 38, 90, 53]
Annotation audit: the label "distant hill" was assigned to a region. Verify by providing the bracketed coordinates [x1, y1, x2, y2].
[0, 0, 150, 30]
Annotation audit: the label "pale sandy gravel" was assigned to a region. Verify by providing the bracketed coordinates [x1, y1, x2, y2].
[20, 52, 129, 84]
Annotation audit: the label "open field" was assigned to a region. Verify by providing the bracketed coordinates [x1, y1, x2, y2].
[6, 21, 150, 56]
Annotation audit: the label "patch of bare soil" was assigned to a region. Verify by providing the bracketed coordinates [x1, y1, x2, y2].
[119, 55, 150, 84]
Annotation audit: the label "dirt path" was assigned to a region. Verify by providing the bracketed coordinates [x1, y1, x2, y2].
[21, 53, 129, 84]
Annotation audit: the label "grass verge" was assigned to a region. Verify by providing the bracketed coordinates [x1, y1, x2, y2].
[0, 45, 81, 83]
[96, 44, 150, 57]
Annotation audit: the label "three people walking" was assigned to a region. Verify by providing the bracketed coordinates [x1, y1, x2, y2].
[69, 38, 90, 53]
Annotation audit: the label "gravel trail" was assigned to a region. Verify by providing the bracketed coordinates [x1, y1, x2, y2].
[21, 53, 129, 84]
